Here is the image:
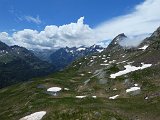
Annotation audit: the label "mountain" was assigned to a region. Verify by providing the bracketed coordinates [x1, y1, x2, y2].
[0, 40, 9, 50]
[0, 42, 54, 88]
[49, 45, 104, 70]
[0, 27, 160, 120]
[31, 48, 58, 62]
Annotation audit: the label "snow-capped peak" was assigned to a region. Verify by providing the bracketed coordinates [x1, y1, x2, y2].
[77, 47, 86, 51]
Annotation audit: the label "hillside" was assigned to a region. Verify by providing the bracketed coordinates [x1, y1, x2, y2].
[0, 43, 54, 88]
[0, 27, 160, 120]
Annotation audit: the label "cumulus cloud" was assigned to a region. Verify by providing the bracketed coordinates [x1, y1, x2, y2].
[24, 15, 42, 24]
[1, 0, 160, 49]
[0, 32, 13, 45]
[0, 17, 97, 49]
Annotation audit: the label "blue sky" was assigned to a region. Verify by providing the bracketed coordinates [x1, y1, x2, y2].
[0, 0, 143, 32]
[0, 0, 160, 49]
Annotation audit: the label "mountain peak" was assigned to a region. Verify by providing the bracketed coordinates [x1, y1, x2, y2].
[115, 33, 127, 40]
[151, 26, 160, 37]
[107, 33, 127, 49]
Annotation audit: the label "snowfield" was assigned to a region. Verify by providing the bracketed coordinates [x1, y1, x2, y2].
[139, 45, 149, 50]
[109, 95, 119, 99]
[110, 63, 152, 78]
[76, 96, 86, 98]
[64, 88, 70, 91]
[103, 60, 108, 63]
[100, 64, 109, 66]
[77, 47, 86, 51]
[126, 87, 140, 93]
[134, 84, 138, 87]
[19, 111, 46, 120]
[92, 96, 97, 98]
[47, 87, 62, 92]
[97, 49, 103, 53]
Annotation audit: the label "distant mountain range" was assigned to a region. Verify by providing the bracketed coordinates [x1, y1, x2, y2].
[49, 45, 104, 70]
[0, 42, 54, 88]
[0, 41, 104, 88]
[31, 45, 104, 71]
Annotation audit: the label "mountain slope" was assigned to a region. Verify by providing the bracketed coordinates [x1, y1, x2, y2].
[0, 43, 54, 88]
[0, 27, 160, 120]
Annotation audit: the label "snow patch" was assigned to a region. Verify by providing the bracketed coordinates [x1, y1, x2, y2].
[90, 60, 94, 62]
[80, 74, 85, 76]
[92, 56, 97, 59]
[103, 60, 108, 63]
[97, 49, 103, 53]
[134, 84, 138, 87]
[70, 50, 74, 53]
[145, 96, 149, 100]
[19, 111, 46, 120]
[64, 88, 70, 91]
[139, 45, 149, 50]
[77, 47, 86, 51]
[76, 96, 86, 98]
[92, 96, 97, 98]
[109, 95, 119, 99]
[126, 87, 140, 93]
[113, 88, 117, 91]
[110, 63, 152, 78]
[109, 60, 116, 64]
[47, 87, 62, 92]
[100, 64, 109, 66]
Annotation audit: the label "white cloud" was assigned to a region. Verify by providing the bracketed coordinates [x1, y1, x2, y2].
[0, 32, 13, 45]
[1, 0, 160, 49]
[24, 15, 42, 24]
[95, 0, 160, 46]
[9, 8, 42, 24]
[0, 17, 97, 49]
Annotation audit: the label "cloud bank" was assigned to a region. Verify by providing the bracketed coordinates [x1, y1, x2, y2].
[1, 0, 160, 49]
[95, 0, 160, 45]
[118, 34, 150, 48]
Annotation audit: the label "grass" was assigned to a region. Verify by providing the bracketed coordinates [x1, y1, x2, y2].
[0, 67, 160, 120]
